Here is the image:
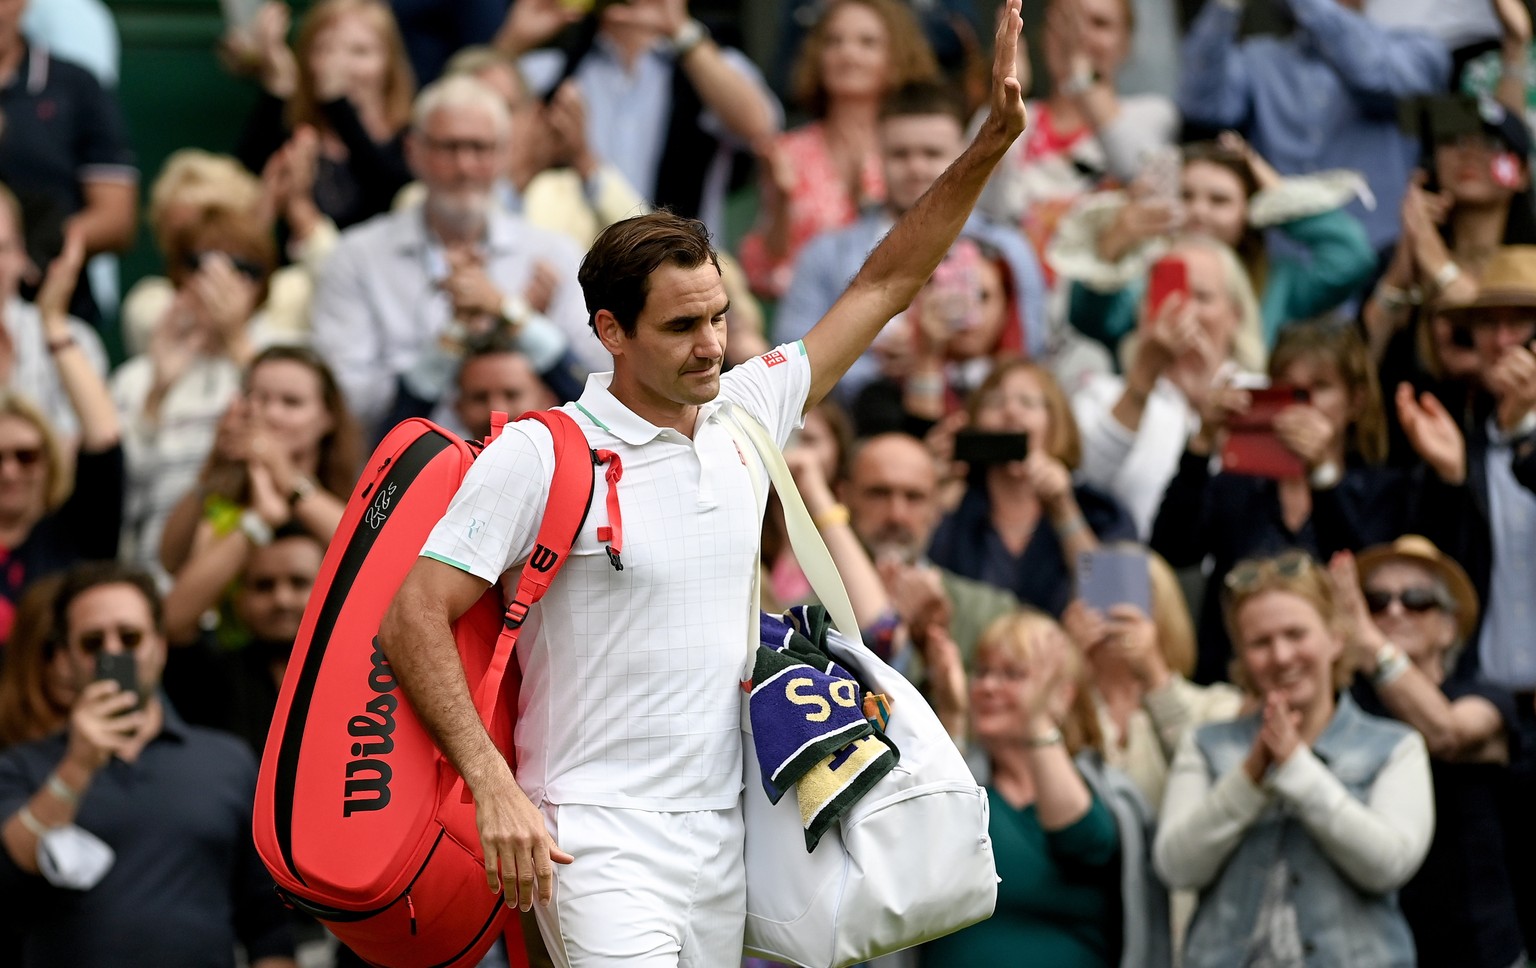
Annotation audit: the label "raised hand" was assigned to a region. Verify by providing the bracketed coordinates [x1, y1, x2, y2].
[498, 0, 583, 56]
[921, 623, 969, 741]
[1326, 550, 1388, 670]
[35, 228, 86, 326]
[1062, 598, 1111, 656]
[1258, 691, 1303, 764]
[1396, 383, 1465, 484]
[1488, 345, 1536, 433]
[1105, 602, 1171, 689]
[982, 0, 1028, 144]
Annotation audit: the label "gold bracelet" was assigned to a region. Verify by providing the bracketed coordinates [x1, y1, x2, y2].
[812, 504, 850, 530]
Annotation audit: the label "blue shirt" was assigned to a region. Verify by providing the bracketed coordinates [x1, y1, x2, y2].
[1477, 418, 1536, 690]
[1178, 0, 1450, 251]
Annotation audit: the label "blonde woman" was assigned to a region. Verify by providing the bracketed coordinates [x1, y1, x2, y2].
[1155, 551, 1433, 968]
[923, 608, 1171, 967]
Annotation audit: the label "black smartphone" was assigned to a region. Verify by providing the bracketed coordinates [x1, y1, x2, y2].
[953, 430, 1029, 465]
[95, 652, 141, 710]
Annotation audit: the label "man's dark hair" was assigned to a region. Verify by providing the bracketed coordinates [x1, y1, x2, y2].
[51, 561, 164, 640]
[880, 80, 967, 128]
[461, 330, 524, 366]
[578, 211, 720, 338]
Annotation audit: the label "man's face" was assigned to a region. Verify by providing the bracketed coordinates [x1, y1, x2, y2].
[843, 435, 941, 564]
[1468, 305, 1536, 374]
[880, 113, 964, 214]
[63, 583, 166, 699]
[235, 537, 323, 648]
[408, 104, 508, 231]
[600, 261, 728, 412]
[455, 351, 554, 440]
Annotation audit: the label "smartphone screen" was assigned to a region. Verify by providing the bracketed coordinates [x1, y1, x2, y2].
[1146, 256, 1189, 318]
[1078, 548, 1152, 614]
[953, 430, 1029, 465]
[95, 652, 141, 710]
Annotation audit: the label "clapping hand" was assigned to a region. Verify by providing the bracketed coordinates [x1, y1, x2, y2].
[1487, 344, 1536, 434]
[1272, 403, 1336, 470]
[1326, 550, 1389, 670]
[1396, 383, 1465, 484]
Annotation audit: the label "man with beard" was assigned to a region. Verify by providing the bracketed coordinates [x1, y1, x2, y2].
[161, 527, 323, 757]
[311, 74, 605, 439]
[842, 432, 1019, 671]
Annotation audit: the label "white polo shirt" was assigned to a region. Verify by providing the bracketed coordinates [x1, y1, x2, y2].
[421, 342, 811, 811]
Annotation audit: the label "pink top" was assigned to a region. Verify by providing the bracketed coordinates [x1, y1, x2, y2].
[740, 122, 886, 298]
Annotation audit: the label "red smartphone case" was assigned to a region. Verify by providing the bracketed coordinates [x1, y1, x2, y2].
[1146, 256, 1189, 317]
[1221, 386, 1308, 480]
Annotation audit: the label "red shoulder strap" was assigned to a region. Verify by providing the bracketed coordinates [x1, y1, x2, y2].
[468, 410, 621, 723]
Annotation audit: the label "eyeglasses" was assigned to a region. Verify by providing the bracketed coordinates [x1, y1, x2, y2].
[1224, 550, 1316, 594]
[1364, 587, 1448, 615]
[0, 447, 43, 468]
[972, 665, 1029, 684]
[419, 136, 500, 159]
[74, 625, 148, 654]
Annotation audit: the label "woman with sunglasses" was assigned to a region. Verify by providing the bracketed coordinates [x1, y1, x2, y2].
[921, 609, 1171, 968]
[1149, 318, 1466, 684]
[159, 348, 361, 645]
[0, 233, 121, 647]
[1328, 539, 1525, 968]
[1154, 551, 1434, 968]
[111, 205, 278, 574]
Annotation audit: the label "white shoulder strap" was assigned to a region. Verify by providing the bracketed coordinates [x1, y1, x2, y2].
[721, 402, 860, 638]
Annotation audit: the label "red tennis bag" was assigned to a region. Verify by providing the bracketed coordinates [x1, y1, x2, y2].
[253, 410, 598, 968]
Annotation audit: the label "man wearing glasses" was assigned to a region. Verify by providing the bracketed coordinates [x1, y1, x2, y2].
[311, 73, 603, 439]
[0, 562, 297, 968]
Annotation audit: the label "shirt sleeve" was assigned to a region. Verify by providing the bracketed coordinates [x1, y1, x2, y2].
[1176, 0, 1252, 130]
[1267, 732, 1435, 894]
[718, 342, 813, 448]
[311, 233, 394, 432]
[1153, 729, 1272, 891]
[419, 421, 556, 584]
[1044, 792, 1120, 869]
[71, 65, 136, 182]
[1288, 0, 1452, 100]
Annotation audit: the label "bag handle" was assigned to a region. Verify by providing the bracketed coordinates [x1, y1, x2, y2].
[446, 409, 603, 804]
[721, 403, 858, 638]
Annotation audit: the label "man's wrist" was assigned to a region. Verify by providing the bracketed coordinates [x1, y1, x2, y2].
[671, 18, 709, 57]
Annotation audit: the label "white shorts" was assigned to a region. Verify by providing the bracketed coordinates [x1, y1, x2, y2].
[534, 801, 747, 968]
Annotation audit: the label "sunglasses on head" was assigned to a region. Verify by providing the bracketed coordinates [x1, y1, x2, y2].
[1364, 587, 1447, 615]
[75, 625, 148, 654]
[0, 447, 42, 468]
[1224, 550, 1316, 594]
[181, 251, 265, 281]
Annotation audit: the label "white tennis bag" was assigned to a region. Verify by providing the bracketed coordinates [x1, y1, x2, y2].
[723, 405, 999, 968]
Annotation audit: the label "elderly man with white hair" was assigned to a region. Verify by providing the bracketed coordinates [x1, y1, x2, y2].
[311, 74, 605, 438]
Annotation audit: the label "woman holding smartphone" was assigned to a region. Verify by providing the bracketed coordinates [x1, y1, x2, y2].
[928, 359, 1135, 617]
[1155, 551, 1433, 968]
[1148, 319, 1465, 684]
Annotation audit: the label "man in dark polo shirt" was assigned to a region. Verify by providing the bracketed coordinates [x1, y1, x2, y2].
[0, 562, 295, 968]
[0, 0, 136, 325]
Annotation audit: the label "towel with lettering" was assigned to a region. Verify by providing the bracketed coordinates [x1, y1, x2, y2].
[749, 605, 898, 851]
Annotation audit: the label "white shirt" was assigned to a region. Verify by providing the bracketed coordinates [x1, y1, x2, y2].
[1072, 372, 1201, 540]
[1, 298, 108, 439]
[310, 201, 605, 434]
[421, 343, 811, 810]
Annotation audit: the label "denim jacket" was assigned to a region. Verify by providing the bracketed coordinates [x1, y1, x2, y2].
[1182, 694, 1418, 968]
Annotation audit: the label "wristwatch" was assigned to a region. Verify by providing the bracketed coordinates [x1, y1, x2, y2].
[672, 18, 709, 57]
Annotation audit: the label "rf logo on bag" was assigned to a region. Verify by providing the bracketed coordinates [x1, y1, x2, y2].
[365, 483, 397, 530]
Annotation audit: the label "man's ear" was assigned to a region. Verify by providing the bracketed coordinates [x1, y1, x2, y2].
[594, 309, 626, 356]
[404, 130, 425, 182]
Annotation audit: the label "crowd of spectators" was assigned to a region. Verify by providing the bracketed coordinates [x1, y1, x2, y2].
[0, 0, 1535, 964]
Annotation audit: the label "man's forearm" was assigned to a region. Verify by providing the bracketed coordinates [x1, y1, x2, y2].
[378, 599, 506, 788]
[852, 127, 1013, 317]
[677, 41, 778, 148]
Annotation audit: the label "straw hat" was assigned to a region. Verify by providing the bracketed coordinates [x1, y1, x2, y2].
[1355, 535, 1479, 645]
[1437, 246, 1536, 319]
